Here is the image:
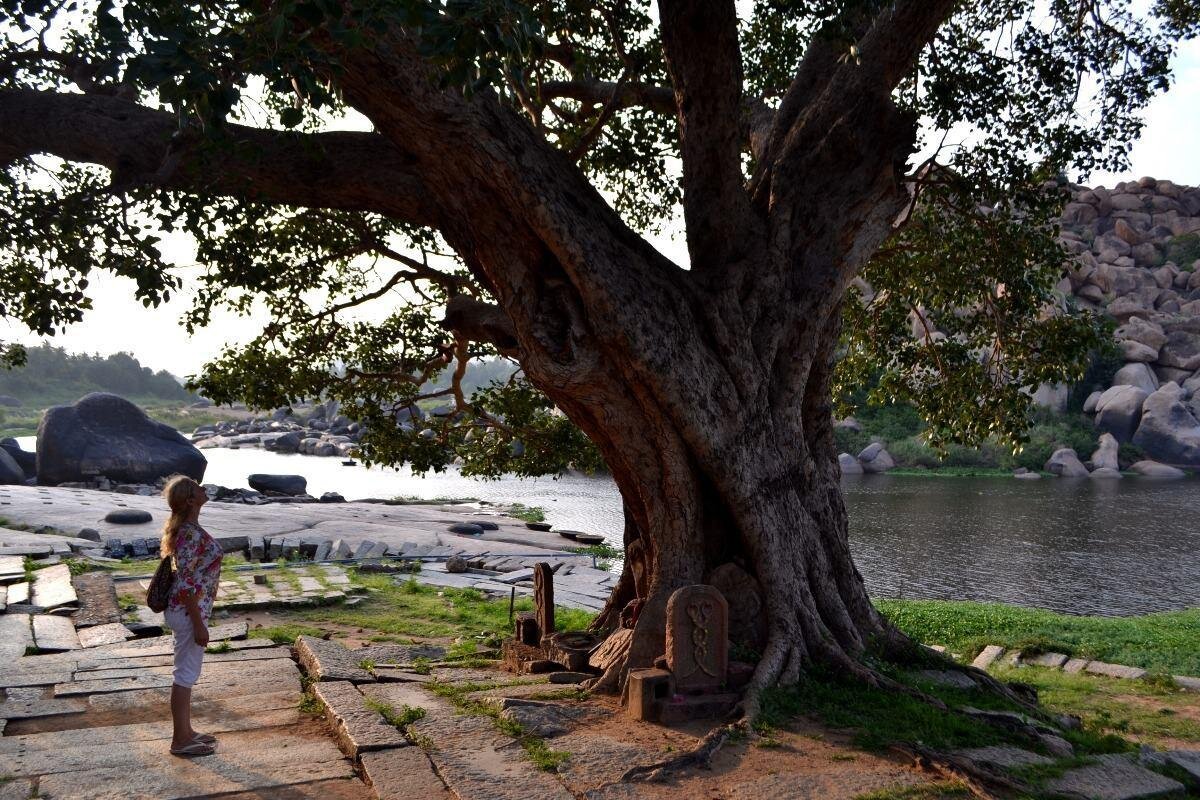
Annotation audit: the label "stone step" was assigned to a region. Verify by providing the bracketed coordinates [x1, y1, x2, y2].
[0, 693, 87, 722]
[1085, 661, 1148, 680]
[0, 612, 32, 661]
[314, 680, 410, 758]
[971, 645, 1006, 670]
[32, 614, 81, 652]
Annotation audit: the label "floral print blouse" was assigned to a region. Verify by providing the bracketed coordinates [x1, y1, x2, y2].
[169, 521, 223, 619]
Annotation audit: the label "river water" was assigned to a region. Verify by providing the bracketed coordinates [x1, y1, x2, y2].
[22, 437, 1199, 616]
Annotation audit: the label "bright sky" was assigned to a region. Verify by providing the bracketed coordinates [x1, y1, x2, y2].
[6, 37, 1199, 379]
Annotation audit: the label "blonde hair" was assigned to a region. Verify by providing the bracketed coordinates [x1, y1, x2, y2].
[161, 475, 201, 556]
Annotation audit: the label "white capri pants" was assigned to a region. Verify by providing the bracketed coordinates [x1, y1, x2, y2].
[164, 607, 207, 689]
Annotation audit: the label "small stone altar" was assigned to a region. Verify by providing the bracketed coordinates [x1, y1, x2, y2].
[501, 562, 601, 675]
[626, 584, 742, 724]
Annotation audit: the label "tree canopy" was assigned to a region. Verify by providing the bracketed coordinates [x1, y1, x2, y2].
[1, 0, 1197, 474]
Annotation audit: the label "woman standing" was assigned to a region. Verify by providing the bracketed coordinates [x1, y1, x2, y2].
[160, 475, 223, 757]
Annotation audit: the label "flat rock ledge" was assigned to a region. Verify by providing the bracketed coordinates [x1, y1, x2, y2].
[314, 680, 409, 758]
[967, 644, 1200, 692]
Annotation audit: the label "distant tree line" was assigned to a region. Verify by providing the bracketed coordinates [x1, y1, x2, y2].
[0, 344, 193, 405]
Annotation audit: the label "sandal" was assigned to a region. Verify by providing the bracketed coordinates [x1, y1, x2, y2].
[191, 732, 217, 745]
[170, 740, 216, 757]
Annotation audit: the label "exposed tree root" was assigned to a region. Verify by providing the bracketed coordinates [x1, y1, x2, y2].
[615, 723, 735, 784]
[896, 744, 1036, 799]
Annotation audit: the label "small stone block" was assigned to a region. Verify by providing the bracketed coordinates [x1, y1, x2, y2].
[313, 540, 332, 561]
[248, 536, 265, 561]
[353, 540, 376, 559]
[1085, 661, 1147, 680]
[331, 539, 353, 559]
[254, 574, 268, 585]
[77, 623, 135, 648]
[1173, 675, 1200, 692]
[627, 668, 673, 722]
[972, 645, 1006, 670]
[1025, 652, 1070, 669]
[547, 671, 592, 684]
[1063, 658, 1090, 674]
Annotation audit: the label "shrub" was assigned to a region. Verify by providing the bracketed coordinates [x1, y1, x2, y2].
[1165, 233, 1200, 267]
[1118, 442, 1144, 469]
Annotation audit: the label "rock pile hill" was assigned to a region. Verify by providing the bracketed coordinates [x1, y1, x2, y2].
[1058, 177, 1200, 467]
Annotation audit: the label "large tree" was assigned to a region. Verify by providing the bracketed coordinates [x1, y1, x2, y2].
[2, 0, 1196, 706]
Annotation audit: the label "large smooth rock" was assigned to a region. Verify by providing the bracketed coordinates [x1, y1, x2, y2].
[36, 393, 206, 485]
[1130, 460, 1187, 478]
[1159, 330, 1200, 371]
[1119, 339, 1159, 362]
[1047, 754, 1184, 800]
[1133, 382, 1200, 467]
[0, 438, 35, 480]
[1082, 391, 1104, 414]
[1095, 385, 1149, 443]
[857, 442, 895, 473]
[248, 474, 308, 496]
[1112, 362, 1160, 395]
[0, 449, 24, 485]
[1090, 433, 1120, 472]
[837, 452, 863, 475]
[1045, 448, 1089, 477]
[1115, 317, 1167, 350]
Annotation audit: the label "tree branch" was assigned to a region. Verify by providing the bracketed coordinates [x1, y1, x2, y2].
[539, 79, 675, 116]
[0, 89, 435, 225]
[440, 295, 520, 357]
[657, 0, 759, 275]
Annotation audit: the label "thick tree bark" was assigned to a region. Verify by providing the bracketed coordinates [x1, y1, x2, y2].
[0, 0, 961, 707]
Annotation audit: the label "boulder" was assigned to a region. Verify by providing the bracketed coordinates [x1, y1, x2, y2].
[1158, 331, 1200, 372]
[838, 453, 864, 475]
[1094, 385, 1148, 443]
[1184, 372, 1200, 400]
[1031, 382, 1068, 412]
[1111, 362, 1159, 395]
[1088, 467, 1122, 479]
[0, 394, 20, 407]
[1090, 433, 1120, 472]
[857, 442, 895, 473]
[834, 417, 862, 432]
[105, 509, 153, 524]
[445, 555, 469, 573]
[1119, 339, 1159, 362]
[36, 393, 206, 485]
[1082, 391, 1103, 414]
[0, 448, 25, 485]
[1045, 448, 1089, 477]
[1132, 383, 1200, 467]
[1130, 460, 1187, 478]
[263, 431, 304, 454]
[247, 474, 308, 496]
[1, 438, 38, 479]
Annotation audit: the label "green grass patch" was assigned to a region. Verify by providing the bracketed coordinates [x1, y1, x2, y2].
[568, 542, 622, 560]
[756, 674, 1022, 752]
[991, 664, 1200, 746]
[293, 572, 595, 641]
[879, 600, 1200, 676]
[885, 467, 1022, 478]
[272, 565, 303, 594]
[206, 640, 232, 654]
[365, 698, 427, 729]
[505, 503, 545, 523]
[255, 624, 326, 644]
[853, 781, 971, 800]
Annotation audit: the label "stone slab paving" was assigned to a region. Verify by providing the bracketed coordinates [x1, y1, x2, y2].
[31, 613, 80, 652]
[76, 622, 136, 648]
[360, 746, 452, 800]
[29, 563, 77, 610]
[1086, 661, 1149, 680]
[5, 581, 28, 605]
[1047, 754, 1185, 799]
[954, 745, 1053, 769]
[361, 682, 575, 800]
[74, 643, 289, 672]
[0, 694, 88, 720]
[296, 635, 376, 683]
[314, 680, 410, 758]
[1024, 651, 1070, 669]
[0, 778, 33, 800]
[1064, 658, 1090, 674]
[70, 571, 122, 627]
[551, 731, 681, 796]
[0, 554, 23, 582]
[1165, 750, 1200, 787]
[0, 612, 32, 660]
